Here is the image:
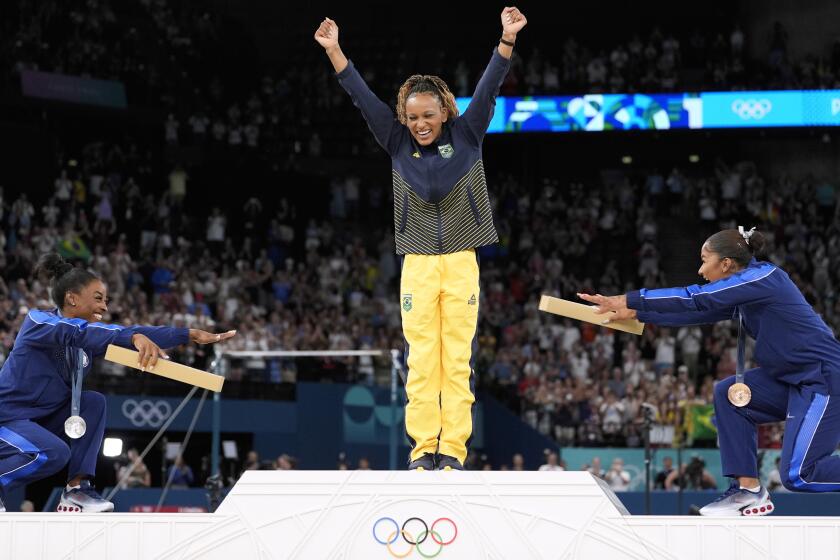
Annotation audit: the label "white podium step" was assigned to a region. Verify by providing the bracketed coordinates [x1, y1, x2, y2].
[1, 471, 837, 560]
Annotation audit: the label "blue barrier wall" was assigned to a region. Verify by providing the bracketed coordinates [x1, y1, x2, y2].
[104, 385, 775, 487]
[618, 491, 840, 516]
[106, 385, 537, 469]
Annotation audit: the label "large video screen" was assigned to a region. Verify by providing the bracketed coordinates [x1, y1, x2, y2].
[456, 90, 840, 133]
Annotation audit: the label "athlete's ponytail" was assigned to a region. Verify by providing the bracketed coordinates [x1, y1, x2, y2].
[34, 252, 100, 309]
[705, 227, 768, 268]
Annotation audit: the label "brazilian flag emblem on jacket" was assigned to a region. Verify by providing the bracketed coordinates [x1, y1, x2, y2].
[402, 293, 413, 312]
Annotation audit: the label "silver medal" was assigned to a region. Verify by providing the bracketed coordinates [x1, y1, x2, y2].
[64, 415, 87, 439]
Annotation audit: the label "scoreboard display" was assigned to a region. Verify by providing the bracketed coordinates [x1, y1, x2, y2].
[456, 90, 840, 133]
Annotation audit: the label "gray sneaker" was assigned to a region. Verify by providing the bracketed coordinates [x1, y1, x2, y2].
[699, 483, 774, 516]
[57, 480, 114, 513]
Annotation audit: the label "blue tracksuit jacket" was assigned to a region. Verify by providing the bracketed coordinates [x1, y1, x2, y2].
[626, 258, 840, 394]
[0, 309, 189, 422]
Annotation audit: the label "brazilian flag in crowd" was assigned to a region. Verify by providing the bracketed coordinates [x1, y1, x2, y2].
[685, 404, 717, 443]
[56, 236, 91, 263]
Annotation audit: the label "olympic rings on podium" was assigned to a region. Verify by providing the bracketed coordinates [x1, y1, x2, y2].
[372, 517, 458, 558]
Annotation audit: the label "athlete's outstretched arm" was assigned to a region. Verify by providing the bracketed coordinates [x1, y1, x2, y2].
[315, 17, 400, 154]
[579, 264, 778, 315]
[461, 7, 527, 141]
[576, 301, 735, 327]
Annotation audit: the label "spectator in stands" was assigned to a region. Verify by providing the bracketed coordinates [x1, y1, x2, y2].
[654, 456, 675, 489]
[586, 457, 605, 479]
[166, 455, 195, 488]
[275, 454, 296, 470]
[604, 458, 631, 491]
[119, 448, 151, 488]
[664, 457, 717, 490]
[242, 450, 261, 473]
[539, 451, 565, 471]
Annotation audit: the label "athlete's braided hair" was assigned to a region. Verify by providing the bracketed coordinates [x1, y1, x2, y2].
[396, 75, 459, 125]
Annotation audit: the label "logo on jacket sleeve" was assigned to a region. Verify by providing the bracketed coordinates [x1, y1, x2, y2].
[438, 144, 454, 158]
[402, 293, 413, 312]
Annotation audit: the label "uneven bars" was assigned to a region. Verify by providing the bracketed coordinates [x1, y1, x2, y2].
[221, 350, 385, 358]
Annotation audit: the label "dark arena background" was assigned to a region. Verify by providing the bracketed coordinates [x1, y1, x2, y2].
[1, 1, 840, 558]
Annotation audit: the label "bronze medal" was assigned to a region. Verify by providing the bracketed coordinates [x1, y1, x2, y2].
[727, 382, 751, 407]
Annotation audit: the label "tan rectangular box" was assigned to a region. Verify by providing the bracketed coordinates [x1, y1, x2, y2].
[539, 295, 645, 336]
[104, 344, 224, 392]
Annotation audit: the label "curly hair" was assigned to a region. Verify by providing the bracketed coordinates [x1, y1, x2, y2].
[395, 74, 459, 125]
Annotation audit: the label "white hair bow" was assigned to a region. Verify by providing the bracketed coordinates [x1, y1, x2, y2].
[738, 225, 756, 245]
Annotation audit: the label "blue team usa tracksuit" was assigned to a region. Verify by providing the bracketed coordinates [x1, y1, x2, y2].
[627, 258, 840, 491]
[0, 309, 187, 501]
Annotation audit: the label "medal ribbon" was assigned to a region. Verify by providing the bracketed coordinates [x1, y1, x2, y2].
[735, 311, 745, 385]
[70, 348, 85, 418]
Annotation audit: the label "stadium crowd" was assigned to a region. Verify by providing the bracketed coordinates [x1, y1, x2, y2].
[0, 147, 836, 452]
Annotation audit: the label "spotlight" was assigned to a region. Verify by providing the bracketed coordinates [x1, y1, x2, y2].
[103, 437, 123, 457]
[621, 156, 632, 165]
[688, 154, 700, 163]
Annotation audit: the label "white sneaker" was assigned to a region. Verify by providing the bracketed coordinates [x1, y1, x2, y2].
[57, 480, 114, 513]
[699, 483, 774, 516]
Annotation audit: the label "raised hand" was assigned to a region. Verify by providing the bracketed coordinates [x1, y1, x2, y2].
[501, 7, 527, 37]
[314, 17, 339, 49]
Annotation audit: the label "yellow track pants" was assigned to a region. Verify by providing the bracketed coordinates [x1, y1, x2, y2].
[400, 249, 479, 464]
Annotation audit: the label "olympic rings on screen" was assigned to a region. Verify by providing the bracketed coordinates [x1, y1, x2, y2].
[731, 99, 772, 120]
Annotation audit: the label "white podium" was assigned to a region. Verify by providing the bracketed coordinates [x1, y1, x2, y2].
[1, 471, 838, 560]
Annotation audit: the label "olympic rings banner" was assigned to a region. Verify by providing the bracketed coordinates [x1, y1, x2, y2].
[456, 89, 840, 133]
[105, 394, 297, 433]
